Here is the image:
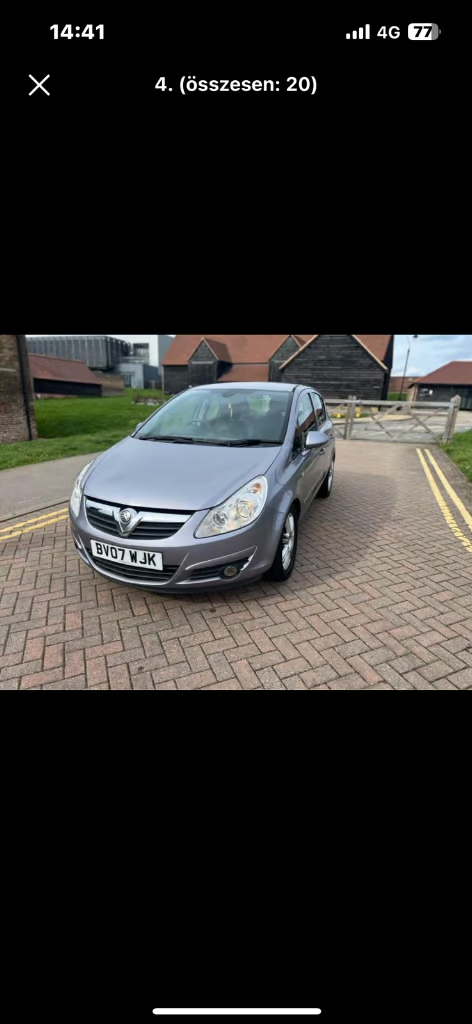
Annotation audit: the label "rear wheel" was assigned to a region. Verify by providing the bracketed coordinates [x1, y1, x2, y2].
[316, 457, 335, 499]
[265, 507, 299, 581]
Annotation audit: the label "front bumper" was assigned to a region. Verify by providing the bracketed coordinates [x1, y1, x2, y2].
[69, 499, 284, 592]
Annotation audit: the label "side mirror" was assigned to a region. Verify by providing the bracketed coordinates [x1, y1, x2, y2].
[133, 422, 144, 434]
[305, 429, 328, 449]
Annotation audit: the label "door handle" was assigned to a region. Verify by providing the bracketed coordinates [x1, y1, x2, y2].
[319, 448, 326, 455]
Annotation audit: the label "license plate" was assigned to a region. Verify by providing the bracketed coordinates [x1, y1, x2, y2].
[90, 540, 163, 571]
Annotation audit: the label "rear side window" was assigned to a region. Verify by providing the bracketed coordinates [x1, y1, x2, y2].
[311, 392, 326, 428]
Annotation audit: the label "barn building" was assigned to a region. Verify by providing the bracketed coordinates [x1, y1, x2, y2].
[161, 334, 393, 400]
[276, 335, 393, 400]
[409, 361, 472, 410]
[29, 354, 105, 398]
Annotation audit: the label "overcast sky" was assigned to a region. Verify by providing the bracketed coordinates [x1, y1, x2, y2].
[392, 335, 472, 376]
[27, 335, 472, 377]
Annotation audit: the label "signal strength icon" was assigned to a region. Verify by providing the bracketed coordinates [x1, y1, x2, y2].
[346, 25, 370, 39]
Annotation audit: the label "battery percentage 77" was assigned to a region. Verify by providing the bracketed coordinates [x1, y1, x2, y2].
[408, 24, 441, 39]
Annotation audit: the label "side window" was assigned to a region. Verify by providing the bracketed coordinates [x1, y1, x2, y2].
[294, 393, 316, 452]
[311, 392, 326, 429]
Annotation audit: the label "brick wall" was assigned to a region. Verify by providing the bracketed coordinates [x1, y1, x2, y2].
[0, 335, 38, 443]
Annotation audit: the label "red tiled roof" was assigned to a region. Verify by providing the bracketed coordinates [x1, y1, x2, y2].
[413, 361, 472, 386]
[288, 335, 392, 363]
[28, 353, 103, 386]
[280, 335, 392, 372]
[161, 335, 204, 365]
[204, 339, 231, 362]
[211, 336, 291, 362]
[356, 335, 392, 364]
[217, 364, 270, 383]
[162, 334, 393, 369]
[162, 335, 290, 366]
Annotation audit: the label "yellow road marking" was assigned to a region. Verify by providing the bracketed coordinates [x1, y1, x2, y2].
[0, 507, 68, 534]
[0, 515, 69, 540]
[416, 449, 472, 555]
[424, 449, 472, 535]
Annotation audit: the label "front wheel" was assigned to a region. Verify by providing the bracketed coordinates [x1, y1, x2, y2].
[316, 457, 335, 499]
[265, 507, 299, 582]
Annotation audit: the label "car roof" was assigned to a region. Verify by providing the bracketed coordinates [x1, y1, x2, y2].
[188, 382, 300, 392]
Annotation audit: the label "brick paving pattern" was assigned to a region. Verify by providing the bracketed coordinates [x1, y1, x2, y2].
[2, 440, 472, 689]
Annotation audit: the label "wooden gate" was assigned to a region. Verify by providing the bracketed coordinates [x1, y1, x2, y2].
[325, 396, 461, 443]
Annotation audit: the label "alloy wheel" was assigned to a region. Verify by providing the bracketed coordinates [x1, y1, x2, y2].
[281, 512, 296, 570]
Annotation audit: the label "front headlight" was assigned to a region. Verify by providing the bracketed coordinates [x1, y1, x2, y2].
[194, 476, 268, 538]
[70, 462, 93, 518]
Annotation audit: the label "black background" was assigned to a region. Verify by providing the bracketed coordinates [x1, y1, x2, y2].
[2, 7, 469, 1024]
[3, 6, 469, 329]
[3, 6, 469, 325]
[5, 701, 468, 1024]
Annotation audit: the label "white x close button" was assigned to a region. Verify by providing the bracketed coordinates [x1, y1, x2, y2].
[29, 75, 50, 96]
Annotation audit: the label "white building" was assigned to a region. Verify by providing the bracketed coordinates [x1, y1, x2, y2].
[27, 336, 174, 370]
[110, 336, 159, 366]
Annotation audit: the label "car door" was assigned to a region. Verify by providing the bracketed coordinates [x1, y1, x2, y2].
[310, 391, 335, 477]
[291, 391, 323, 510]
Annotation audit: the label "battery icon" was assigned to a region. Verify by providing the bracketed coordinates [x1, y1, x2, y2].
[408, 23, 440, 39]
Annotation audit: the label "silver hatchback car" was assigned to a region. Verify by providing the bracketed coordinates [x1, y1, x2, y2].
[69, 383, 335, 591]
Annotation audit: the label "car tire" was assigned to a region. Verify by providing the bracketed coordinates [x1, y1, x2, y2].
[265, 506, 299, 582]
[316, 457, 335, 499]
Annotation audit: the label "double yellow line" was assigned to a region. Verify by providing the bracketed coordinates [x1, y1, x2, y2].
[0, 507, 69, 541]
[416, 449, 472, 555]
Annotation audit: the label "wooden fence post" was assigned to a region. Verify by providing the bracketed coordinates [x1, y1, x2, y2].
[444, 395, 461, 443]
[344, 396, 356, 440]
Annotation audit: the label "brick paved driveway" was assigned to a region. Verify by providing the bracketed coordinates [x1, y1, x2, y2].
[2, 440, 472, 690]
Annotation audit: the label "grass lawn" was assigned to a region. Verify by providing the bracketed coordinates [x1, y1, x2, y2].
[440, 429, 472, 486]
[0, 390, 167, 470]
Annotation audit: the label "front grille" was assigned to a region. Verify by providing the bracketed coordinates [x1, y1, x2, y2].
[86, 507, 121, 535]
[89, 553, 180, 583]
[85, 499, 193, 540]
[187, 558, 250, 582]
[130, 524, 183, 539]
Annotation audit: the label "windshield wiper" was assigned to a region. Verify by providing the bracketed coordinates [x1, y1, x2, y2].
[138, 436, 246, 446]
[138, 436, 281, 447]
[139, 435, 195, 443]
[220, 439, 282, 447]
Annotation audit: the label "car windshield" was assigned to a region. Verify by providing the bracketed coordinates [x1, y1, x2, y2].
[135, 388, 293, 445]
